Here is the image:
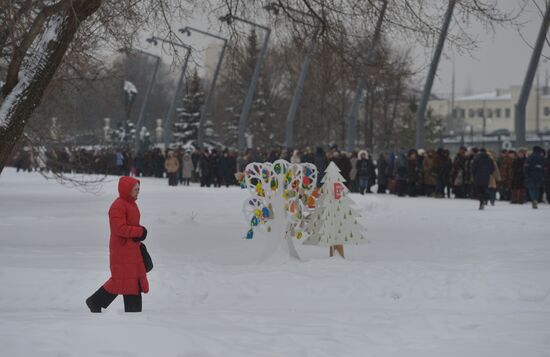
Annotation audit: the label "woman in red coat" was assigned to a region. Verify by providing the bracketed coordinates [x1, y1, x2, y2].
[86, 176, 148, 313]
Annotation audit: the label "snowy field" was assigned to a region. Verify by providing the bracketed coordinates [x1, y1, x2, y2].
[1, 167, 549, 357]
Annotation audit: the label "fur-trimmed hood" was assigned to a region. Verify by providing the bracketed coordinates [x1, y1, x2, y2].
[358, 150, 369, 159]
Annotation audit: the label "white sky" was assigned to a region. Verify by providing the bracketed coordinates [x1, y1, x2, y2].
[133, 0, 550, 98]
[427, 0, 550, 98]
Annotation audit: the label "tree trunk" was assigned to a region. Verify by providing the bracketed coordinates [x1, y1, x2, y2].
[0, 0, 103, 174]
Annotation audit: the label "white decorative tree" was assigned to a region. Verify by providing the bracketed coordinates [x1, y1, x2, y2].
[242, 160, 318, 262]
[303, 161, 367, 257]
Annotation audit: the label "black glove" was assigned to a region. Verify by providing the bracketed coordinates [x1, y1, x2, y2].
[132, 226, 147, 242]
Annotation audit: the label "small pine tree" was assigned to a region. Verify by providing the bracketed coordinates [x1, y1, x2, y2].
[303, 162, 367, 254]
[173, 69, 204, 147]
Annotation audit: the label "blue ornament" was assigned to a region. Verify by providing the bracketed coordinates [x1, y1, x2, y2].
[262, 207, 270, 218]
[246, 229, 254, 240]
[251, 216, 259, 226]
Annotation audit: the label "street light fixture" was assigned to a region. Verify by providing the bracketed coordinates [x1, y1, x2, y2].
[264, 2, 320, 150]
[118, 47, 161, 154]
[219, 13, 271, 153]
[178, 27, 228, 149]
[146, 36, 192, 148]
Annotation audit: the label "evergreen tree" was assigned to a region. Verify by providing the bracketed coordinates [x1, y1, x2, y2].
[173, 69, 204, 147]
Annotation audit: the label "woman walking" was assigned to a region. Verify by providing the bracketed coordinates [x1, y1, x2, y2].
[86, 176, 148, 313]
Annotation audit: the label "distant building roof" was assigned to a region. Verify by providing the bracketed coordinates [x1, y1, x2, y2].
[456, 91, 511, 102]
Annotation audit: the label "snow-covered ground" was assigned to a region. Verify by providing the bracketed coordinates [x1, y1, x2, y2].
[1, 167, 549, 357]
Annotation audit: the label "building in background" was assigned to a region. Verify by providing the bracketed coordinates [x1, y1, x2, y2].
[428, 85, 550, 150]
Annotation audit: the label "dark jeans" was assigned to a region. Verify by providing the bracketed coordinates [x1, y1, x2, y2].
[396, 180, 407, 197]
[358, 177, 369, 194]
[454, 185, 466, 198]
[526, 182, 542, 203]
[200, 175, 211, 187]
[424, 184, 435, 197]
[476, 184, 489, 205]
[88, 286, 142, 312]
[167, 172, 178, 186]
[407, 181, 417, 197]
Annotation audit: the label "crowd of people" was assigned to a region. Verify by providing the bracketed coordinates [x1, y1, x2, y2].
[9, 144, 550, 209]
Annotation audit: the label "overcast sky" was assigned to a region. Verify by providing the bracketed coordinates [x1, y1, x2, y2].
[138, 0, 550, 99]
[427, 0, 550, 98]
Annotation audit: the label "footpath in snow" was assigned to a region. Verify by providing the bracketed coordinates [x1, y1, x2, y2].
[0, 168, 549, 357]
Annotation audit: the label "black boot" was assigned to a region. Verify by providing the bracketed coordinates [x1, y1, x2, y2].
[123, 294, 142, 312]
[86, 297, 101, 313]
[86, 286, 117, 313]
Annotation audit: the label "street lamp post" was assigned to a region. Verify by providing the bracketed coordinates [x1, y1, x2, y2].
[146, 36, 192, 149]
[264, 3, 320, 149]
[118, 47, 161, 154]
[219, 14, 271, 153]
[179, 27, 228, 149]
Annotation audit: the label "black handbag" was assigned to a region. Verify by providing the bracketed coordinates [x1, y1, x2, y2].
[140, 243, 153, 272]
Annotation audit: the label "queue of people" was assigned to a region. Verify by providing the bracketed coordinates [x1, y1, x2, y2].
[8, 144, 550, 209]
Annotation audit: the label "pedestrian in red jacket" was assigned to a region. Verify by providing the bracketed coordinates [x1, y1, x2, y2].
[86, 176, 148, 313]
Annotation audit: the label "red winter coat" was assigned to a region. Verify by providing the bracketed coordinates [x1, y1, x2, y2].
[103, 176, 149, 295]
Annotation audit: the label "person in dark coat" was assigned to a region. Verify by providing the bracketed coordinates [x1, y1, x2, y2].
[407, 149, 419, 197]
[356, 151, 370, 194]
[524, 146, 546, 209]
[152, 148, 165, 178]
[366, 154, 377, 193]
[442, 149, 453, 198]
[333, 151, 352, 185]
[219, 149, 234, 187]
[314, 147, 327, 187]
[433, 148, 449, 198]
[301, 147, 314, 164]
[377, 153, 388, 194]
[452, 147, 467, 198]
[395, 150, 408, 197]
[191, 149, 201, 182]
[199, 150, 212, 187]
[545, 149, 550, 204]
[472, 148, 495, 210]
[86, 176, 148, 313]
[210, 150, 221, 188]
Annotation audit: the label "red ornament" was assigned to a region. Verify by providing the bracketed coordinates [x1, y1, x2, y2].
[333, 182, 344, 200]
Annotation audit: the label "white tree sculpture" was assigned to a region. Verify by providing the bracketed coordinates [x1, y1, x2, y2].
[242, 159, 318, 261]
[303, 161, 367, 257]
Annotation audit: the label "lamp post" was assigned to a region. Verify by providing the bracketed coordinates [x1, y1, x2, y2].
[179, 27, 228, 149]
[415, 0, 457, 149]
[219, 14, 271, 153]
[118, 47, 161, 154]
[264, 2, 320, 149]
[146, 36, 192, 149]
[515, 3, 550, 147]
